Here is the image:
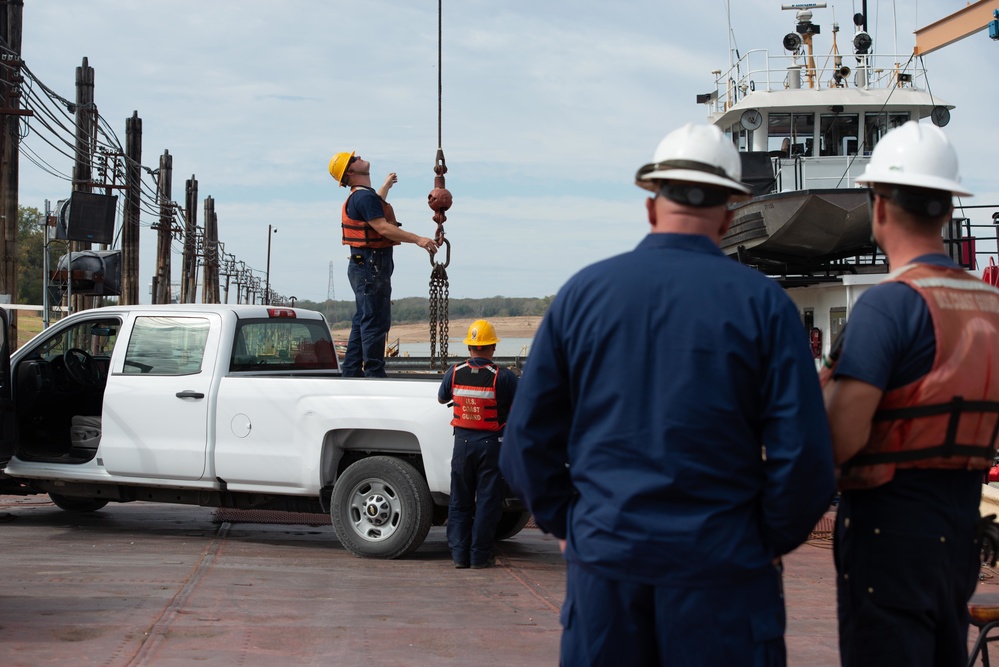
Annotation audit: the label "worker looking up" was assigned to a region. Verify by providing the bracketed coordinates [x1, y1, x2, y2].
[438, 320, 518, 569]
[329, 151, 438, 378]
[823, 121, 999, 667]
[499, 123, 835, 665]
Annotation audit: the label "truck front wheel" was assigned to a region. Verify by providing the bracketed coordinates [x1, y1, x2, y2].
[331, 456, 433, 559]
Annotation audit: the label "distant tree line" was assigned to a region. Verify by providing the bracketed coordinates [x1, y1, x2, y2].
[294, 295, 555, 330]
[11, 205, 554, 326]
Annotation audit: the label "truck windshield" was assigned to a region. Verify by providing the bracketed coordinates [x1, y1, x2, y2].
[229, 318, 338, 372]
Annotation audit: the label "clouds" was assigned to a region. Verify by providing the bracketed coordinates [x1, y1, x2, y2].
[17, 1, 999, 302]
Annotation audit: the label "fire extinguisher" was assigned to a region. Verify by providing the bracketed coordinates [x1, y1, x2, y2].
[809, 327, 822, 360]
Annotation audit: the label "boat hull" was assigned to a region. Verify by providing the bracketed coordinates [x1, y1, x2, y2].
[723, 189, 872, 263]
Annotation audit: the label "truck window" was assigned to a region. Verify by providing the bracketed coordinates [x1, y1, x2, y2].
[230, 319, 338, 372]
[33, 318, 120, 362]
[122, 317, 210, 375]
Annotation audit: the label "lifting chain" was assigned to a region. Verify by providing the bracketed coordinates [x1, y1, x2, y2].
[427, 0, 453, 371]
[428, 148, 452, 370]
[429, 260, 449, 370]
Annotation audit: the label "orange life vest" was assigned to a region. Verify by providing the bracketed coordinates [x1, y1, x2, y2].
[450, 362, 503, 431]
[341, 187, 400, 249]
[834, 263, 999, 490]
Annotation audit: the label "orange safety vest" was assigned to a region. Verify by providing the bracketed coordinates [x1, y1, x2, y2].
[341, 187, 401, 249]
[450, 362, 503, 431]
[832, 263, 999, 490]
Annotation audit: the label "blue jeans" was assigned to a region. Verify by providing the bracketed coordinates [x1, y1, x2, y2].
[342, 247, 393, 378]
[447, 433, 503, 566]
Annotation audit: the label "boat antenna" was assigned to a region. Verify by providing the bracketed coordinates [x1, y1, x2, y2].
[725, 0, 735, 71]
[727, 1, 743, 86]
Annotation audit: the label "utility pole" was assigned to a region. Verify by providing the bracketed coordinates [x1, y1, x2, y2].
[121, 111, 141, 304]
[265, 224, 275, 305]
[202, 196, 219, 303]
[180, 175, 197, 303]
[71, 56, 94, 314]
[153, 149, 172, 304]
[0, 0, 25, 348]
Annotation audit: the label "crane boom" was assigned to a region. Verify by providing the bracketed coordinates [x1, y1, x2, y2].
[913, 0, 998, 56]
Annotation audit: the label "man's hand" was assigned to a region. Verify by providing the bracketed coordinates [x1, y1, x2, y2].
[416, 236, 438, 255]
[377, 172, 398, 199]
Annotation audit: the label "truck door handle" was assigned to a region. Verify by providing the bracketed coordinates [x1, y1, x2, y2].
[176, 390, 205, 399]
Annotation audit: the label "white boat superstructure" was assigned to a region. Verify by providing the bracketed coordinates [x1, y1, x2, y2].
[701, 4, 956, 275]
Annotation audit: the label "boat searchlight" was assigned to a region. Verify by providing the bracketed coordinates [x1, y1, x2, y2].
[853, 31, 872, 54]
[783, 33, 802, 51]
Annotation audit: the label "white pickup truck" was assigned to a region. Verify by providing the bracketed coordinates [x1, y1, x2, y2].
[0, 304, 529, 558]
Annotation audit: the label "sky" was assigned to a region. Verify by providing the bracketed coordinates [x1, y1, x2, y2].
[16, 0, 999, 303]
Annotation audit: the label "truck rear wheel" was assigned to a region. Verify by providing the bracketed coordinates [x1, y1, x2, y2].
[49, 493, 109, 512]
[495, 510, 531, 540]
[331, 456, 433, 559]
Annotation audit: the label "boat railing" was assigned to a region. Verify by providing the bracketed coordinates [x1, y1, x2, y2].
[771, 154, 871, 193]
[710, 48, 931, 112]
[953, 213, 999, 271]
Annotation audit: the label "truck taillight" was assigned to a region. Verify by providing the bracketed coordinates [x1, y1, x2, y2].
[267, 308, 296, 318]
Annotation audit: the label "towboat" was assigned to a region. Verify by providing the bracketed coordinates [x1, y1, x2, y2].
[701, 2, 961, 281]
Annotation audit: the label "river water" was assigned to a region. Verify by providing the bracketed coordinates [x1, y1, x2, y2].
[396, 337, 534, 359]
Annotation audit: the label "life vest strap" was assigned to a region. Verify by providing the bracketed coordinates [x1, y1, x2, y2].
[874, 397, 999, 422]
[847, 444, 995, 467]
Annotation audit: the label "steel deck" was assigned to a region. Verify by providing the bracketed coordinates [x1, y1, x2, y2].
[0, 497, 994, 665]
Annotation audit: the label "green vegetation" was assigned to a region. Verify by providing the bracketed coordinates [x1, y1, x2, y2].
[295, 295, 555, 330]
[17, 205, 49, 306]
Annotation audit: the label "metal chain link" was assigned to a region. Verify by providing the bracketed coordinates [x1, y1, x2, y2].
[429, 263, 449, 370]
[429, 270, 439, 366]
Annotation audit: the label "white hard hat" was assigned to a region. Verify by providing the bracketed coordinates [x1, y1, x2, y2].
[635, 123, 751, 195]
[855, 121, 972, 196]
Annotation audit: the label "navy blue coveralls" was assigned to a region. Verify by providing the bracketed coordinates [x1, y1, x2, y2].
[499, 233, 836, 666]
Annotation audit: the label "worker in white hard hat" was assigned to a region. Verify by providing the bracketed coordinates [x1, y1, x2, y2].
[438, 320, 519, 569]
[328, 151, 438, 377]
[499, 123, 835, 665]
[823, 120, 999, 667]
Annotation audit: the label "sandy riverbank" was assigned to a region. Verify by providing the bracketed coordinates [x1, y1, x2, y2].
[332, 315, 542, 343]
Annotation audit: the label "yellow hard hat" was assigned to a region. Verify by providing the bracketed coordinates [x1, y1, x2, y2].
[463, 319, 500, 346]
[328, 151, 355, 187]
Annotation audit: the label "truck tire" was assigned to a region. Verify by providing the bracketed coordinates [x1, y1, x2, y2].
[49, 493, 109, 512]
[331, 456, 433, 559]
[495, 510, 531, 540]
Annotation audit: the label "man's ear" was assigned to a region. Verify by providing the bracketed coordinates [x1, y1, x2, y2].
[646, 197, 657, 227]
[718, 208, 734, 238]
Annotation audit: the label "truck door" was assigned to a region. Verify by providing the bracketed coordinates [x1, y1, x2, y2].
[0, 308, 12, 466]
[99, 314, 220, 480]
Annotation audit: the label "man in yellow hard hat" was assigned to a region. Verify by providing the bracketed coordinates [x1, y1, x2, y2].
[328, 151, 438, 377]
[438, 320, 519, 569]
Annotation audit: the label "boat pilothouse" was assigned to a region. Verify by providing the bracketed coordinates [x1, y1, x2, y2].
[701, 2, 964, 283]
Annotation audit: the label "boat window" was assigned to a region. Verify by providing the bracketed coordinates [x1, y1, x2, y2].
[863, 112, 909, 154]
[767, 113, 815, 157]
[819, 114, 859, 156]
